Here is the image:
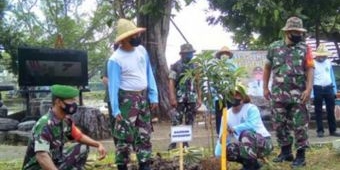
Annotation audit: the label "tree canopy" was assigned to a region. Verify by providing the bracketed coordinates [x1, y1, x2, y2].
[206, 0, 340, 52]
[0, 0, 116, 76]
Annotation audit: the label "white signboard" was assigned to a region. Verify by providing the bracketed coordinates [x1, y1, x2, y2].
[170, 125, 192, 143]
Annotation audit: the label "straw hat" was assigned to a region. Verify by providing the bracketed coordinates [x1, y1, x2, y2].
[216, 46, 233, 59]
[115, 19, 146, 43]
[282, 17, 307, 32]
[313, 44, 332, 57]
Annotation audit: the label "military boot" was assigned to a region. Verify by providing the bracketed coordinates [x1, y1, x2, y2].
[241, 159, 261, 170]
[273, 144, 294, 162]
[117, 164, 128, 170]
[139, 162, 151, 170]
[168, 143, 177, 150]
[291, 148, 306, 168]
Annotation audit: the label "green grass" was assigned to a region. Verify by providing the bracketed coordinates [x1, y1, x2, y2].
[2, 145, 340, 170]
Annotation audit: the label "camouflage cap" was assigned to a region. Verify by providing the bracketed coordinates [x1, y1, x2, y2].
[282, 17, 307, 32]
[180, 43, 196, 53]
[51, 84, 79, 99]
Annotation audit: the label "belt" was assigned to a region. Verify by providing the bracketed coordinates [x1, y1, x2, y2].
[313, 84, 333, 89]
[119, 89, 145, 95]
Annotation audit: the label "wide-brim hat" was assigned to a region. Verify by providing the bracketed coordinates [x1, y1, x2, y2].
[282, 17, 307, 32]
[216, 46, 233, 58]
[115, 18, 146, 43]
[51, 84, 79, 99]
[313, 44, 332, 57]
[179, 43, 196, 53]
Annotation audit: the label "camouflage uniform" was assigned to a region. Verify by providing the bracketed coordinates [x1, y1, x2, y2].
[22, 111, 89, 170]
[113, 90, 152, 165]
[267, 40, 313, 149]
[169, 60, 198, 126]
[227, 130, 273, 161]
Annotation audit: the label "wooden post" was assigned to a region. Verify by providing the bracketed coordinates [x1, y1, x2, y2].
[179, 142, 184, 170]
[221, 108, 228, 170]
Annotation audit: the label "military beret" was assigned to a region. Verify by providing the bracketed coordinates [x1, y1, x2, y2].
[51, 84, 79, 99]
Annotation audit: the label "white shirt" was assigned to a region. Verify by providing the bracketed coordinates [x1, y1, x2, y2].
[111, 46, 148, 90]
[313, 59, 332, 86]
[227, 103, 271, 139]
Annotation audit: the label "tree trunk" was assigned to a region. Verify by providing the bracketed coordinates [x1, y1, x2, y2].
[315, 16, 320, 47]
[137, 0, 172, 120]
[334, 41, 340, 65]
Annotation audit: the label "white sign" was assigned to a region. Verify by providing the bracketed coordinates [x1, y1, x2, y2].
[170, 125, 192, 143]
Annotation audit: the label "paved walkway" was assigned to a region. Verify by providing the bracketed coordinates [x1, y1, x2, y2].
[1, 121, 339, 162]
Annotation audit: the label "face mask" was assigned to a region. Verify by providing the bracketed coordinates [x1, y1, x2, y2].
[231, 99, 242, 107]
[316, 57, 327, 62]
[62, 101, 78, 115]
[182, 53, 194, 63]
[129, 37, 141, 47]
[220, 54, 230, 60]
[289, 34, 302, 44]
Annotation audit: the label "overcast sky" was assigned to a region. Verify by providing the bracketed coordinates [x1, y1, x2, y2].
[165, 0, 235, 66]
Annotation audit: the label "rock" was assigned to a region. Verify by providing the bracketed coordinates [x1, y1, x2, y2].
[0, 131, 5, 142]
[0, 106, 8, 117]
[72, 106, 111, 140]
[332, 139, 340, 155]
[17, 120, 36, 131]
[28, 99, 41, 117]
[0, 118, 19, 131]
[6, 130, 31, 145]
[39, 100, 52, 116]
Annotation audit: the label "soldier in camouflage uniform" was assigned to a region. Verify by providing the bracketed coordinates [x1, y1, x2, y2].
[263, 17, 314, 168]
[22, 84, 107, 170]
[168, 43, 202, 150]
[215, 84, 273, 170]
[107, 19, 158, 170]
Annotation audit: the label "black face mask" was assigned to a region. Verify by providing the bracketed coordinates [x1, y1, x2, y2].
[316, 57, 327, 62]
[129, 37, 141, 47]
[62, 101, 78, 115]
[289, 34, 302, 44]
[231, 99, 242, 107]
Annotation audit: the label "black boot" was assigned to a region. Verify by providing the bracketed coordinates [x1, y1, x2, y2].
[291, 149, 306, 168]
[241, 159, 261, 170]
[273, 144, 294, 162]
[117, 164, 128, 170]
[168, 143, 177, 150]
[183, 142, 189, 148]
[139, 162, 151, 170]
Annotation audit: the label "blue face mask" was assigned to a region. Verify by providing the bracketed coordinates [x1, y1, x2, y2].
[182, 53, 194, 63]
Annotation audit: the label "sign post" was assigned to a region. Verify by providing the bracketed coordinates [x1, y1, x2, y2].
[221, 108, 228, 170]
[170, 125, 193, 170]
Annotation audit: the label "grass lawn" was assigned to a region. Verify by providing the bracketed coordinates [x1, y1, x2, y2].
[1, 144, 340, 170]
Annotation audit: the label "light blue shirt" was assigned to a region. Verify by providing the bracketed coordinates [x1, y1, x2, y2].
[215, 103, 270, 157]
[107, 45, 158, 117]
[312, 59, 338, 98]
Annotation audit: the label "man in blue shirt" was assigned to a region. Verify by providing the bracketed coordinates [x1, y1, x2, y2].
[107, 18, 159, 170]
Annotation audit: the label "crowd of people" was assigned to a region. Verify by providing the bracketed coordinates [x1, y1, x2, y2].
[21, 16, 339, 170]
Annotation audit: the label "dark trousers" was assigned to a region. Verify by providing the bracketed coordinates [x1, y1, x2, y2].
[108, 101, 117, 144]
[215, 100, 231, 135]
[313, 85, 337, 133]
